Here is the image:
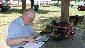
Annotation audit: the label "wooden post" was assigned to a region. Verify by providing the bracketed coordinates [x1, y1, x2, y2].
[60, 0, 70, 22]
[22, 0, 26, 13]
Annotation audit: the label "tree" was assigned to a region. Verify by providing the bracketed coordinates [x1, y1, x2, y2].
[30, 0, 34, 9]
[52, 0, 70, 22]
[22, 0, 26, 13]
[60, 0, 70, 22]
[77, 0, 81, 2]
[22, 0, 34, 13]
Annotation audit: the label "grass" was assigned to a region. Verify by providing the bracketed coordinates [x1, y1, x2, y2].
[0, 6, 85, 48]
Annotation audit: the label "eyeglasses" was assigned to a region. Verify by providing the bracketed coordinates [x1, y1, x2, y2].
[30, 17, 34, 22]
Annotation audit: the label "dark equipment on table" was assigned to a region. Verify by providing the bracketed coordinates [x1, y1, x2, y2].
[69, 15, 84, 25]
[40, 25, 53, 35]
[52, 21, 75, 40]
[40, 19, 75, 41]
[69, 15, 78, 25]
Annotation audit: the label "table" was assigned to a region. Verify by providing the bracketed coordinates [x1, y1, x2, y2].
[18, 29, 83, 48]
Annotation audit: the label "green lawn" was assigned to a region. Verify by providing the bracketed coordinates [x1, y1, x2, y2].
[0, 6, 85, 48]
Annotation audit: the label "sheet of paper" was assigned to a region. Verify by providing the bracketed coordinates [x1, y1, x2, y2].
[22, 42, 45, 48]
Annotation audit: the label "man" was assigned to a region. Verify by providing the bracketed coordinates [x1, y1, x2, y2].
[6, 8, 36, 48]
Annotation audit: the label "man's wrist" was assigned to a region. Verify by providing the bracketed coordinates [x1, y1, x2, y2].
[21, 37, 28, 42]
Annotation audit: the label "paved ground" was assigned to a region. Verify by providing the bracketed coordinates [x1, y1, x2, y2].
[82, 31, 85, 48]
[69, 30, 83, 48]
[41, 29, 84, 48]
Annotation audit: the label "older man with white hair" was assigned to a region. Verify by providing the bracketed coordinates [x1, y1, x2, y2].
[6, 8, 36, 48]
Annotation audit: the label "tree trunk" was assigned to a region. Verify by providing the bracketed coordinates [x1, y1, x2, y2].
[30, 0, 34, 9]
[22, 0, 26, 13]
[60, 0, 70, 22]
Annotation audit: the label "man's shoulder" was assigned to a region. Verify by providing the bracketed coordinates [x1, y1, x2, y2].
[11, 17, 21, 24]
[9, 17, 20, 27]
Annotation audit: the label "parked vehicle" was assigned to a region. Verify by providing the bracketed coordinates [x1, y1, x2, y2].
[70, 1, 85, 7]
[40, 1, 52, 7]
[0, 1, 11, 11]
[51, 1, 61, 7]
[78, 4, 85, 11]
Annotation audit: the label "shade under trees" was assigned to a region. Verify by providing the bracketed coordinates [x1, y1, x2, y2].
[22, 0, 85, 22]
[22, 0, 70, 22]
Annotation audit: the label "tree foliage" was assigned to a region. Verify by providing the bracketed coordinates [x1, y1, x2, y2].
[84, 0, 85, 2]
[52, 0, 61, 1]
[76, 0, 81, 2]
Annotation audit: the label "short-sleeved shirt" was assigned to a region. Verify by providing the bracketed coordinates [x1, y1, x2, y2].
[7, 16, 35, 48]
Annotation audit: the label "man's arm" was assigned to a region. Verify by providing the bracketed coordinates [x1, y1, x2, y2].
[6, 37, 27, 46]
[6, 36, 35, 46]
[6, 32, 36, 46]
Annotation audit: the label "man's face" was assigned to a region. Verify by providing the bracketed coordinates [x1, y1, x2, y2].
[25, 13, 35, 25]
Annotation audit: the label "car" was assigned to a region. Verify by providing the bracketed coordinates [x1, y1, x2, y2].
[78, 4, 85, 11]
[70, 1, 85, 7]
[51, 1, 61, 7]
[0, 1, 11, 11]
[40, 1, 52, 7]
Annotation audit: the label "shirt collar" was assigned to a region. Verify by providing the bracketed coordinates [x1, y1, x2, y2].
[18, 16, 25, 26]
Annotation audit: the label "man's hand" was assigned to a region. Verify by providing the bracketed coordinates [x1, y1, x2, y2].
[25, 37, 35, 43]
[25, 33, 39, 43]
